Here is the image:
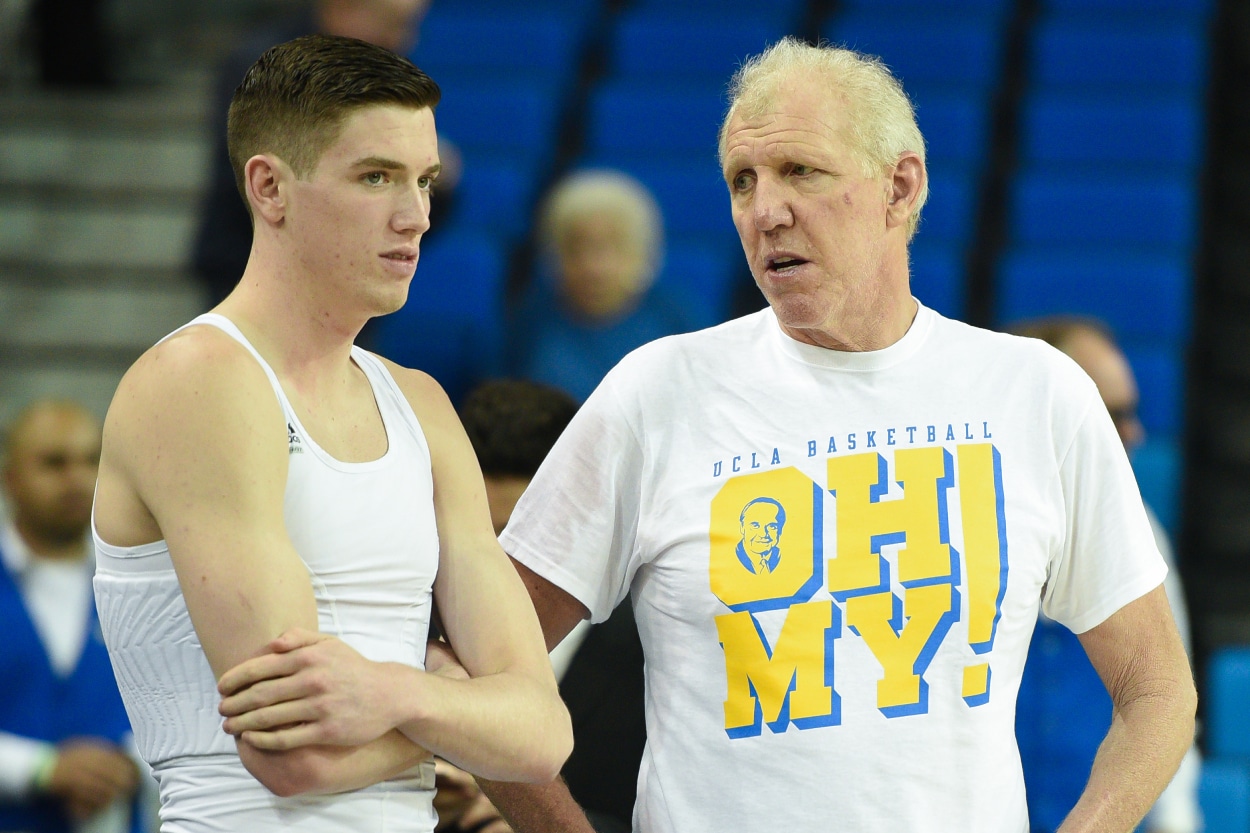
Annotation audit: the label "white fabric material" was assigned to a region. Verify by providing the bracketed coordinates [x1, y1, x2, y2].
[93, 313, 440, 833]
[502, 303, 1167, 833]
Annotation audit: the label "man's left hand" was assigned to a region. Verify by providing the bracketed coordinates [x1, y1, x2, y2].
[217, 627, 405, 750]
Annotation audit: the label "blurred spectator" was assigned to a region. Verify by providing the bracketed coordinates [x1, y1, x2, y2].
[508, 169, 708, 402]
[1011, 316, 1201, 833]
[190, 0, 462, 309]
[460, 379, 644, 833]
[0, 399, 148, 833]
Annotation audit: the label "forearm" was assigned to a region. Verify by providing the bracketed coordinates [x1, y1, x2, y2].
[478, 776, 597, 833]
[394, 666, 572, 783]
[1057, 681, 1196, 833]
[238, 729, 430, 798]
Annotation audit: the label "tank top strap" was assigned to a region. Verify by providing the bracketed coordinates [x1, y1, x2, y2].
[350, 347, 429, 452]
[163, 312, 294, 417]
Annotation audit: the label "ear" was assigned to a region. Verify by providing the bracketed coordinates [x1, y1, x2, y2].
[243, 154, 289, 226]
[885, 151, 926, 230]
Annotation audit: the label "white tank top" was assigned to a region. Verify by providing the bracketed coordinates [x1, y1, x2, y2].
[93, 313, 440, 832]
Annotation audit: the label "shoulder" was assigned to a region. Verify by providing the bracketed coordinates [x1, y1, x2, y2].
[104, 323, 284, 464]
[113, 324, 273, 412]
[928, 311, 1097, 394]
[370, 354, 461, 439]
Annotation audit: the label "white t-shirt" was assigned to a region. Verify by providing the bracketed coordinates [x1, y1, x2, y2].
[502, 302, 1166, 833]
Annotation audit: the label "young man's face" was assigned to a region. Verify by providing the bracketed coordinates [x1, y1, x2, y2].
[284, 103, 441, 317]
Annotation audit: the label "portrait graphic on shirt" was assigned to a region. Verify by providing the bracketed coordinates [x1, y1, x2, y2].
[708, 444, 1008, 739]
[736, 497, 785, 575]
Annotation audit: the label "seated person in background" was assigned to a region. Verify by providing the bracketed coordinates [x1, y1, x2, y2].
[1010, 316, 1201, 833]
[460, 380, 645, 833]
[0, 399, 149, 833]
[508, 169, 707, 402]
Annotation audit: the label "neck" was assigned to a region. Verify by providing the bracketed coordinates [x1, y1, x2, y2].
[14, 519, 88, 562]
[784, 266, 919, 352]
[220, 254, 365, 384]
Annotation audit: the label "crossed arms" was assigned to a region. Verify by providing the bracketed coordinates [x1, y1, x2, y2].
[93, 327, 571, 797]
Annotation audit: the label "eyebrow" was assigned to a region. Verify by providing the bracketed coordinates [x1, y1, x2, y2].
[351, 156, 442, 176]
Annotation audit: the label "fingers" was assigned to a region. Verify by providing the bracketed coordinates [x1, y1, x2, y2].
[217, 628, 327, 696]
[50, 743, 139, 818]
[223, 700, 319, 736]
[219, 669, 323, 718]
[218, 650, 312, 697]
[268, 627, 327, 654]
[239, 723, 324, 751]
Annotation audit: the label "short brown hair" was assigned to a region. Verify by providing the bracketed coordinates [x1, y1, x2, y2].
[227, 33, 441, 210]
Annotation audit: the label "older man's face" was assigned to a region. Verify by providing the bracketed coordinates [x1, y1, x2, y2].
[741, 502, 782, 558]
[722, 80, 894, 346]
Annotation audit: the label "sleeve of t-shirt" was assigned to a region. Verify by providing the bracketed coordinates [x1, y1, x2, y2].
[1040, 394, 1168, 634]
[500, 375, 645, 623]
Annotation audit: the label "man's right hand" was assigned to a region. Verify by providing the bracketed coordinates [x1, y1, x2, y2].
[45, 740, 139, 820]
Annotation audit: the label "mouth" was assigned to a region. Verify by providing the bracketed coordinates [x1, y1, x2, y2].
[764, 254, 809, 276]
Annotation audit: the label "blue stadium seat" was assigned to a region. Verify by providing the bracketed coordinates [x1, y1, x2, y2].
[910, 241, 966, 322]
[628, 0, 806, 25]
[609, 11, 792, 83]
[1133, 437, 1182, 537]
[1198, 760, 1250, 833]
[656, 237, 743, 326]
[413, 7, 591, 87]
[583, 81, 727, 158]
[448, 154, 541, 243]
[912, 91, 993, 169]
[369, 229, 507, 405]
[1209, 646, 1250, 763]
[1016, 617, 1112, 833]
[918, 169, 980, 248]
[1126, 346, 1185, 437]
[840, 0, 1012, 13]
[1006, 172, 1198, 252]
[1041, 0, 1214, 15]
[995, 249, 1192, 345]
[432, 80, 564, 173]
[1028, 19, 1208, 93]
[823, 13, 1007, 92]
[1018, 94, 1204, 171]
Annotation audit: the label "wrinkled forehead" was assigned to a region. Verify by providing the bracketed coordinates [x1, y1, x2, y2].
[721, 104, 850, 179]
[721, 81, 850, 164]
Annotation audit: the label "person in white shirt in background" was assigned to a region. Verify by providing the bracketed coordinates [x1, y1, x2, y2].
[0, 399, 155, 833]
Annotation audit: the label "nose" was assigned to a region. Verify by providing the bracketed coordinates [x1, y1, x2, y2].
[752, 175, 793, 232]
[393, 184, 431, 235]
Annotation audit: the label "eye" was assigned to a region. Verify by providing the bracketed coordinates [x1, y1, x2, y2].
[730, 171, 754, 193]
[790, 164, 815, 177]
[362, 171, 389, 186]
[417, 173, 436, 192]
